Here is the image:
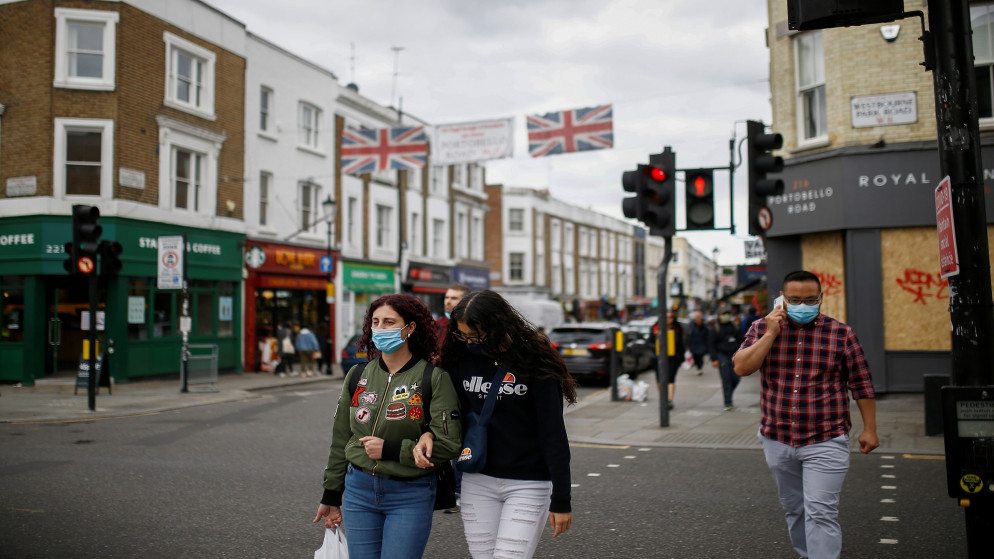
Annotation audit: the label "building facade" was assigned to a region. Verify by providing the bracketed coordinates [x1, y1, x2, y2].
[0, 0, 247, 384]
[763, 0, 994, 391]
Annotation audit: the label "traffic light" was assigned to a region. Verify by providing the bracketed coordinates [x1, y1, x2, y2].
[684, 169, 715, 230]
[100, 240, 123, 276]
[621, 148, 676, 236]
[71, 205, 102, 275]
[622, 166, 647, 223]
[746, 120, 784, 236]
[63, 241, 76, 274]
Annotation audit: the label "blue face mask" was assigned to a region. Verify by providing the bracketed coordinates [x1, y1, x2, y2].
[371, 324, 409, 354]
[786, 303, 819, 325]
[444, 311, 451, 319]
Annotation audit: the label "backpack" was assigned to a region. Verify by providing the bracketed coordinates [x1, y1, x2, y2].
[345, 360, 457, 510]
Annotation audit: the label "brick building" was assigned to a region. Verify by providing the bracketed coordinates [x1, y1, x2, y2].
[762, 0, 994, 391]
[0, 0, 246, 384]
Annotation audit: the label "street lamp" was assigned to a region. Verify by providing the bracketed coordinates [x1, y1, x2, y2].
[322, 195, 336, 374]
[322, 195, 336, 256]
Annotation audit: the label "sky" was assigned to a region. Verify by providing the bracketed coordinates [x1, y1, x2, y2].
[205, 0, 774, 265]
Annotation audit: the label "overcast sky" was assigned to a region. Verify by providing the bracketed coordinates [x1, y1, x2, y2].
[205, 0, 773, 264]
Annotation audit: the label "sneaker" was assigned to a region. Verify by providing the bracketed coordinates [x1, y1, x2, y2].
[724, 405, 734, 411]
[696, 370, 703, 376]
[667, 401, 674, 410]
[443, 505, 461, 514]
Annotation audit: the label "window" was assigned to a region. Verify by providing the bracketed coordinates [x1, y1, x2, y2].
[173, 147, 203, 211]
[347, 197, 358, 245]
[433, 218, 445, 257]
[796, 31, 826, 142]
[509, 252, 525, 281]
[457, 212, 467, 258]
[376, 204, 392, 249]
[973, 3, 994, 119]
[164, 32, 216, 118]
[259, 172, 271, 226]
[54, 8, 118, 90]
[509, 208, 525, 231]
[54, 118, 113, 198]
[472, 216, 483, 260]
[299, 102, 321, 150]
[430, 165, 443, 193]
[300, 181, 317, 232]
[453, 164, 466, 186]
[407, 168, 422, 191]
[260, 87, 273, 133]
[564, 223, 574, 253]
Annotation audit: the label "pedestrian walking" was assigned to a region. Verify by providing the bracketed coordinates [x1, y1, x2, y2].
[435, 282, 472, 515]
[276, 321, 295, 376]
[709, 309, 743, 410]
[294, 324, 320, 377]
[661, 311, 685, 409]
[313, 294, 463, 559]
[426, 289, 576, 559]
[733, 270, 878, 559]
[686, 311, 711, 376]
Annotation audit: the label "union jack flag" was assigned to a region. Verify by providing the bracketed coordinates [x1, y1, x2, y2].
[527, 104, 614, 158]
[341, 126, 428, 175]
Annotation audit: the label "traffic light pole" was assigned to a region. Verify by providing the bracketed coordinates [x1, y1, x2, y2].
[657, 236, 672, 427]
[86, 271, 98, 411]
[927, 1, 994, 553]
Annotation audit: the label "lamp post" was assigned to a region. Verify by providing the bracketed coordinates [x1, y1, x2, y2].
[712, 247, 720, 312]
[322, 195, 336, 374]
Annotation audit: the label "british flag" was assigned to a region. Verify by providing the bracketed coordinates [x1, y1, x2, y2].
[527, 104, 614, 158]
[341, 126, 428, 174]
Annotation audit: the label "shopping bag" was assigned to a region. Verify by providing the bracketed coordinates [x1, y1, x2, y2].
[282, 337, 295, 354]
[314, 527, 348, 559]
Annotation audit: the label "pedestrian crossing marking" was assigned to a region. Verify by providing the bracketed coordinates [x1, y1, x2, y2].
[881, 474, 896, 479]
[880, 498, 896, 503]
[879, 539, 898, 544]
[881, 516, 899, 522]
[882, 485, 897, 490]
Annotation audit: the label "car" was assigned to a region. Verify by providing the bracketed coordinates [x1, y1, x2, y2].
[548, 323, 652, 384]
[340, 334, 369, 372]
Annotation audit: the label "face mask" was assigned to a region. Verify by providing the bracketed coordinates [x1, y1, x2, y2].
[444, 311, 451, 319]
[371, 324, 408, 354]
[465, 341, 488, 356]
[786, 303, 819, 325]
[719, 314, 732, 324]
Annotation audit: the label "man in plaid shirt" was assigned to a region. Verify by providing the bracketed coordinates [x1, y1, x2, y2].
[734, 270, 878, 559]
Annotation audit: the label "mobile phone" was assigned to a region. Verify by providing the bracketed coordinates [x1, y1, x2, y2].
[773, 295, 784, 310]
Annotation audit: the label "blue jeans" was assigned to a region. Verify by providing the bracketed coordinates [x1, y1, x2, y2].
[342, 464, 435, 559]
[761, 433, 850, 559]
[716, 353, 739, 406]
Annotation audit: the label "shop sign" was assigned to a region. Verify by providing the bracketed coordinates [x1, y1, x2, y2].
[244, 241, 332, 277]
[344, 263, 396, 292]
[453, 266, 490, 290]
[406, 262, 452, 287]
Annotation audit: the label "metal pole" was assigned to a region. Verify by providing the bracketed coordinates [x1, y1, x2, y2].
[927, 1, 994, 554]
[610, 326, 620, 401]
[180, 234, 189, 393]
[728, 136, 736, 235]
[87, 272, 97, 411]
[658, 237, 672, 427]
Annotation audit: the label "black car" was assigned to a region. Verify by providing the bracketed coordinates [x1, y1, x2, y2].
[548, 323, 652, 384]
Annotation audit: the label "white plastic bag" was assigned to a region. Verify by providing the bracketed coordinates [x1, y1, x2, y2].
[631, 380, 649, 402]
[616, 374, 633, 401]
[315, 527, 348, 559]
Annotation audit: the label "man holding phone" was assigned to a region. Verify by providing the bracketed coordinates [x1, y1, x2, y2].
[733, 270, 878, 559]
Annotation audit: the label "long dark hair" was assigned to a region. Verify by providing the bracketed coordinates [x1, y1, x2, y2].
[359, 294, 439, 363]
[440, 290, 577, 404]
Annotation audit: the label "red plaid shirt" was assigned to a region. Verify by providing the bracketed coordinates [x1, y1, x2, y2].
[735, 314, 875, 447]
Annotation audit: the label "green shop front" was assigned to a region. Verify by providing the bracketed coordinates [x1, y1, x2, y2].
[0, 215, 242, 385]
[340, 261, 396, 347]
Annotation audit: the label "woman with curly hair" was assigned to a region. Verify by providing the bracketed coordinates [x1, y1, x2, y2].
[314, 294, 462, 559]
[419, 289, 577, 559]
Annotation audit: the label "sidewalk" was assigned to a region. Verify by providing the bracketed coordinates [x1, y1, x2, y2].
[0, 362, 945, 455]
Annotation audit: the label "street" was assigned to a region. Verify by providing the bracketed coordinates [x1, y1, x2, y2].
[1, 382, 965, 558]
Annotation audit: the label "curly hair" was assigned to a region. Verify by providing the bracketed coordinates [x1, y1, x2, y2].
[440, 290, 577, 404]
[358, 294, 439, 363]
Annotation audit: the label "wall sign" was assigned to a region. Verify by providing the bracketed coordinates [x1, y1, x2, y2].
[851, 92, 917, 128]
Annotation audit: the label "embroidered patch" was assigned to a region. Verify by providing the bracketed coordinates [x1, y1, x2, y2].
[449, 410, 461, 420]
[457, 447, 473, 461]
[351, 386, 366, 407]
[407, 393, 423, 405]
[358, 378, 368, 387]
[360, 392, 377, 405]
[410, 382, 420, 393]
[355, 407, 372, 423]
[385, 402, 406, 420]
[502, 372, 516, 383]
[408, 406, 423, 421]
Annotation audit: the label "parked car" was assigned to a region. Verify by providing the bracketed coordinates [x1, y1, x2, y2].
[548, 323, 652, 384]
[340, 334, 368, 372]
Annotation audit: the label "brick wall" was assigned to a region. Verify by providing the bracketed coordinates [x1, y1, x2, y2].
[484, 184, 503, 285]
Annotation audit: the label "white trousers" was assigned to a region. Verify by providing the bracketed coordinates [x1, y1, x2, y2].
[459, 472, 552, 559]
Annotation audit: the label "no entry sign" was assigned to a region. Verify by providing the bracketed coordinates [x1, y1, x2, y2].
[935, 176, 959, 278]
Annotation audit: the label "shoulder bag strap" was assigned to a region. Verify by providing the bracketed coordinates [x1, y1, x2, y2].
[347, 361, 368, 397]
[478, 366, 506, 425]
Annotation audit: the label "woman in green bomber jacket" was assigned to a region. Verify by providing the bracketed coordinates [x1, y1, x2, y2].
[313, 294, 462, 559]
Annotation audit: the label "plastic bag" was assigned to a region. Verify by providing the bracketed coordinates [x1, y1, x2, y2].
[315, 527, 348, 559]
[631, 380, 649, 402]
[616, 374, 633, 401]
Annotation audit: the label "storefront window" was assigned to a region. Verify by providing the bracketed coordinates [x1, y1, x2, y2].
[153, 291, 174, 338]
[196, 291, 213, 336]
[128, 279, 150, 340]
[1, 277, 25, 343]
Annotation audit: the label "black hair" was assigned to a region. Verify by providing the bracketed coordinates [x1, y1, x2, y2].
[440, 290, 577, 404]
[782, 270, 821, 291]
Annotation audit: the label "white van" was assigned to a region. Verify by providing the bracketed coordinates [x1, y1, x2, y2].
[504, 298, 566, 333]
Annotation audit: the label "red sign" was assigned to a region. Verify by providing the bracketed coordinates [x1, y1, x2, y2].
[757, 207, 773, 231]
[77, 256, 95, 274]
[243, 240, 336, 278]
[935, 177, 959, 278]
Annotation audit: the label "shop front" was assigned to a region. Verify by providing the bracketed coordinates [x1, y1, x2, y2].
[403, 261, 453, 315]
[340, 261, 396, 350]
[243, 240, 337, 373]
[453, 265, 490, 292]
[0, 215, 243, 384]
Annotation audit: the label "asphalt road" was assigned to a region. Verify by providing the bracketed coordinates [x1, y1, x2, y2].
[1, 384, 967, 558]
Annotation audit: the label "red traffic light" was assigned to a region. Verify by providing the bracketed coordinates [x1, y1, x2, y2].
[649, 167, 666, 182]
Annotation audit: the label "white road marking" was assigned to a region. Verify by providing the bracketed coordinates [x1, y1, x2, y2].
[880, 499, 896, 503]
[881, 455, 895, 460]
[882, 485, 897, 490]
[881, 516, 899, 522]
[624, 456, 636, 459]
[638, 448, 651, 452]
[881, 474, 896, 479]
[881, 464, 895, 469]
[587, 473, 601, 477]
[879, 539, 899, 545]
[607, 464, 620, 468]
